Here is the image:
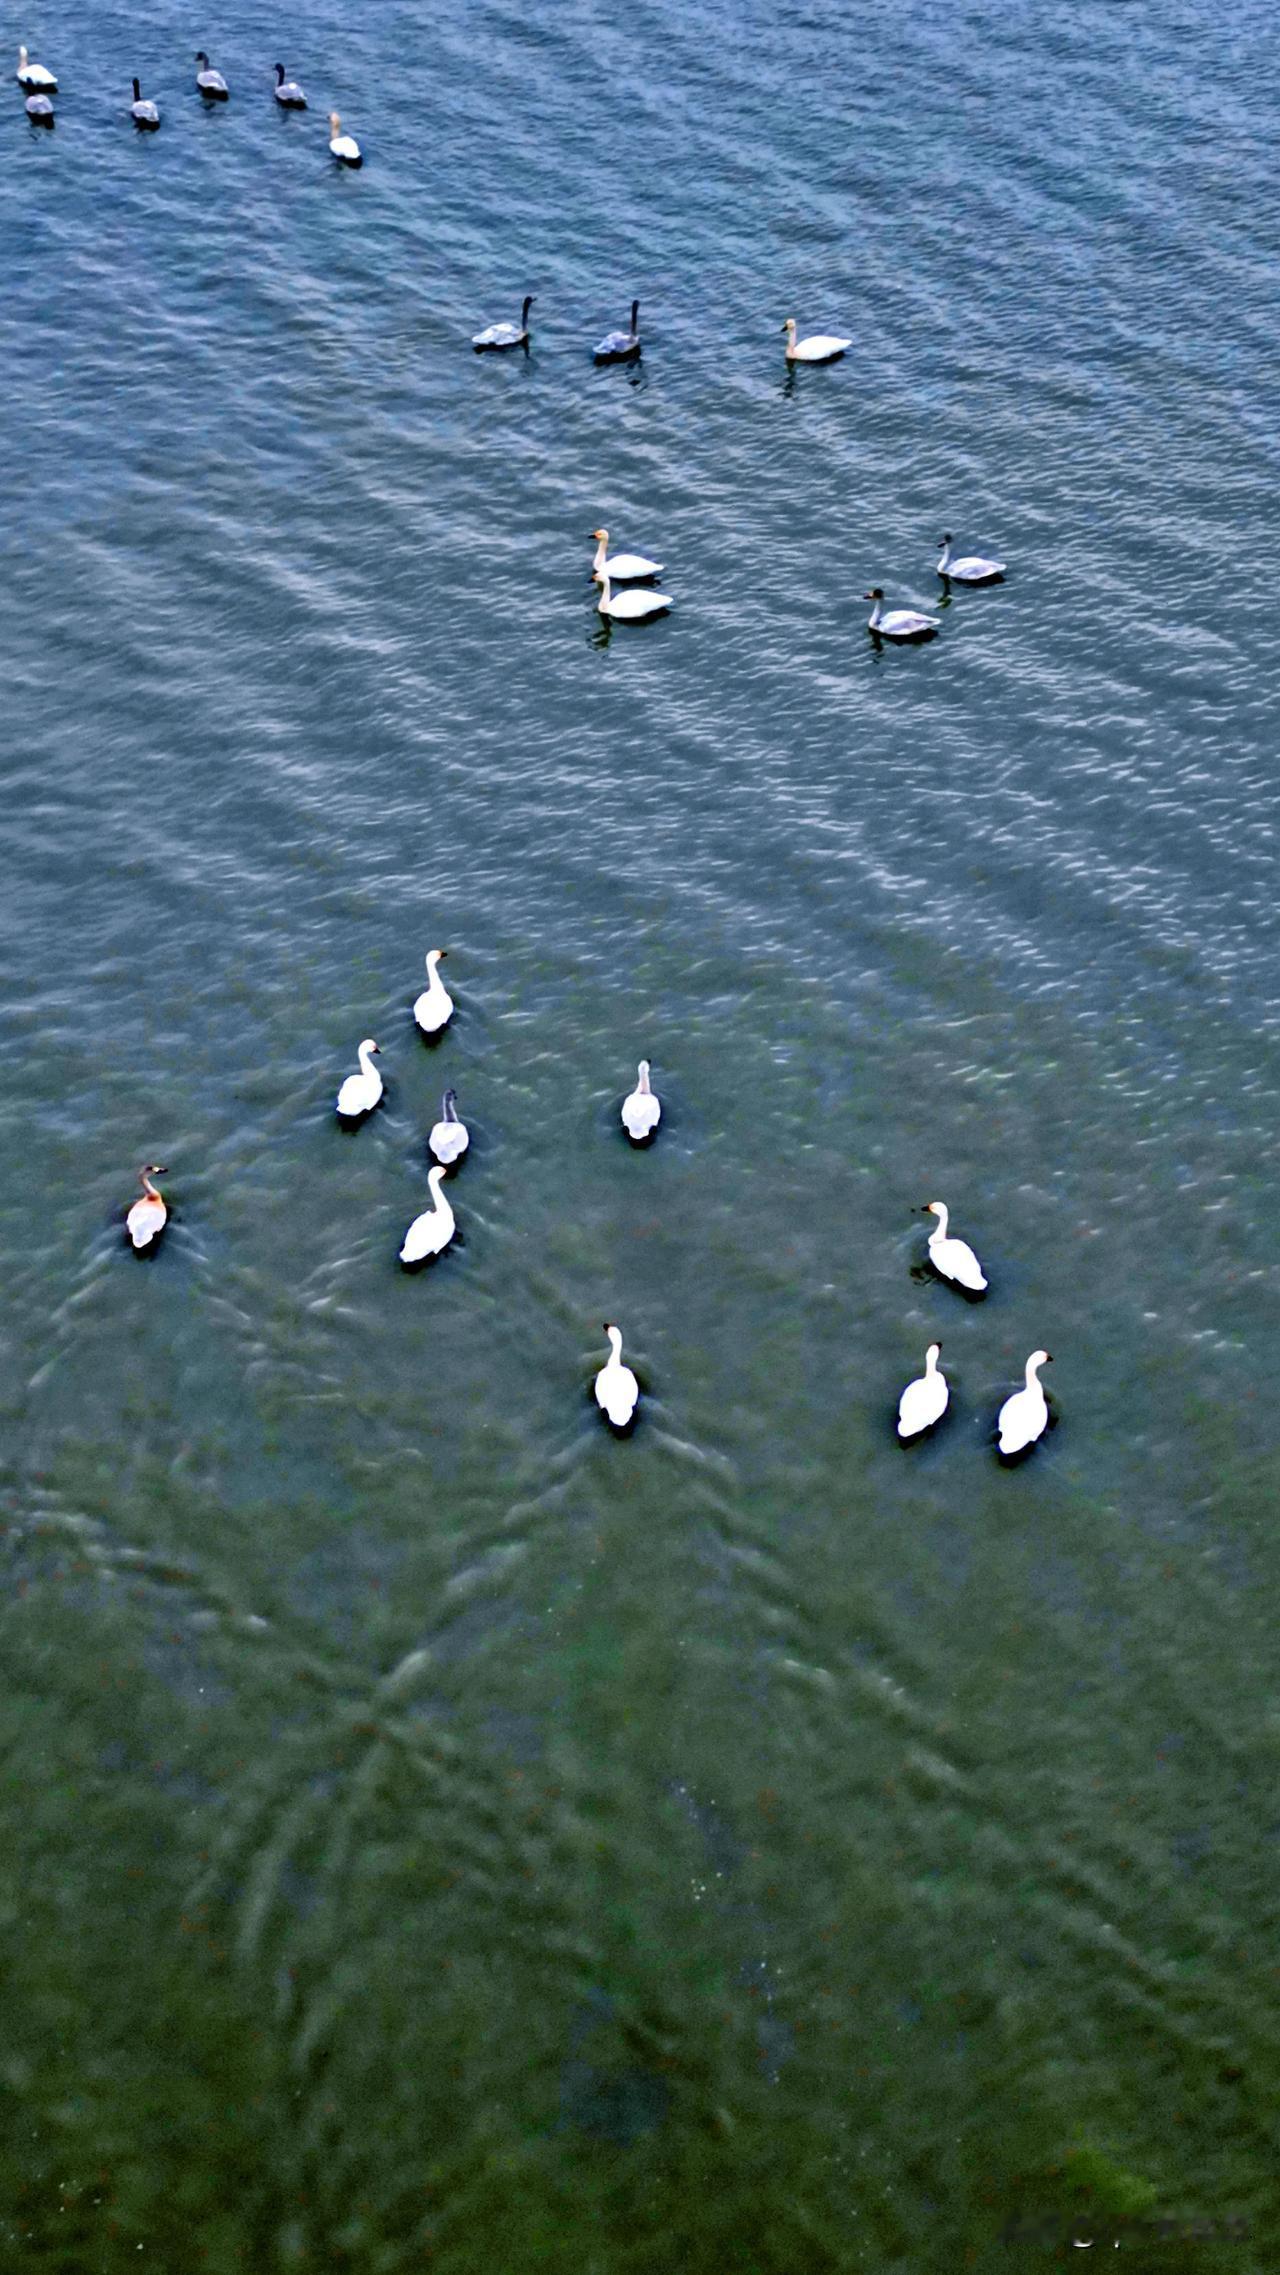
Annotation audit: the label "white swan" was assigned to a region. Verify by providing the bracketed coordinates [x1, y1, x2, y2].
[782, 317, 851, 364]
[195, 52, 228, 99]
[590, 528, 663, 584]
[16, 46, 56, 91]
[336, 1038, 382, 1119]
[126, 1164, 168, 1251]
[399, 1165, 456, 1265]
[937, 532, 1005, 584]
[130, 78, 160, 128]
[924, 1201, 988, 1294]
[997, 1351, 1052, 1457]
[594, 299, 640, 362]
[328, 111, 362, 166]
[413, 949, 453, 1036]
[473, 295, 534, 351]
[621, 1060, 661, 1142]
[595, 1324, 639, 1428]
[429, 1088, 469, 1167]
[597, 569, 672, 623]
[866, 589, 940, 641]
[897, 1342, 949, 1440]
[25, 90, 53, 121]
[274, 64, 307, 108]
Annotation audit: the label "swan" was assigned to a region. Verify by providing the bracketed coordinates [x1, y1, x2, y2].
[597, 568, 672, 623]
[594, 299, 640, 362]
[399, 1165, 456, 1265]
[595, 1324, 639, 1429]
[126, 1164, 168, 1251]
[473, 295, 534, 351]
[997, 1351, 1052, 1457]
[590, 529, 664, 583]
[130, 78, 160, 128]
[273, 64, 307, 108]
[413, 949, 453, 1036]
[781, 317, 851, 364]
[16, 47, 56, 92]
[865, 588, 939, 641]
[328, 111, 362, 166]
[937, 532, 1005, 584]
[195, 52, 229, 99]
[924, 1201, 988, 1294]
[621, 1060, 661, 1142]
[429, 1088, 469, 1167]
[336, 1038, 383, 1119]
[25, 91, 53, 122]
[897, 1342, 949, 1441]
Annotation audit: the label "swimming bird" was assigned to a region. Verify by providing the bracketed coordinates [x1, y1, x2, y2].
[590, 529, 664, 583]
[597, 569, 672, 623]
[865, 589, 940, 641]
[413, 949, 453, 1037]
[924, 1201, 988, 1294]
[328, 111, 361, 166]
[594, 299, 641, 362]
[896, 1342, 949, 1441]
[16, 46, 56, 91]
[473, 294, 534, 351]
[195, 52, 229, 99]
[781, 317, 851, 364]
[621, 1060, 661, 1142]
[273, 63, 307, 108]
[336, 1038, 383, 1120]
[25, 91, 53, 122]
[429, 1089, 469, 1167]
[996, 1351, 1052, 1458]
[399, 1165, 456, 1265]
[936, 532, 1005, 584]
[126, 1165, 168, 1251]
[130, 78, 160, 128]
[594, 1324, 639, 1429]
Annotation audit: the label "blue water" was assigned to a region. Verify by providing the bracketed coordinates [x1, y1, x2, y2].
[3, 3, 1279, 2267]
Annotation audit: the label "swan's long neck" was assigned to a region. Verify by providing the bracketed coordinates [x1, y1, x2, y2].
[598, 571, 612, 612]
[1025, 1355, 1043, 1389]
[925, 1344, 940, 1376]
[930, 1204, 948, 1238]
[358, 1042, 376, 1077]
[592, 536, 608, 576]
[868, 594, 883, 629]
[141, 1170, 160, 1201]
[937, 537, 953, 571]
[629, 301, 639, 335]
[607, 1327, 623, 1363]
[425, 951, 441, 980]
[637, 1061, 650, 1093]
[521, 296, 532, 325]
[443, 1090, 457, 1121]
[430, 1167, 447, 1200]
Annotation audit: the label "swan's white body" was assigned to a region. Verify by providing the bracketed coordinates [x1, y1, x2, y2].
[597, 570, 672, 623]
[17, 47, 56, 91]
[595, 301, 640, 361]
[414, 949, 453, 1036]
[591, 530, 663, 583]
[621, 1060, 661, 1142]
[274, 65, 307, 108]
[131, 80, 160, 127]
[595, 1325, 639, 1428]
[328, 111, 361, 165]
[936, 533, 1004, 583]
[866, 589, 939, 641]
[782, 317, 851, 364]
[997, 1351, 1051, 1456]
[897, 1343, 949, 1440]
[126, 1167, 168, 1251]
[25, 91, 53, 120]
[400, 1166, 456, 1264]
[925, 1201, 987, 1293]
[195, 53, 228, 98]
[429, 1089, 469, 1167]
[336, 1038, 383, 1119]
[473, 295, 534, 350]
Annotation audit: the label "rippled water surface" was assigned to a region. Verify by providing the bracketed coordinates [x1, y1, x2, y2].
[4, 2, 1279, 2265]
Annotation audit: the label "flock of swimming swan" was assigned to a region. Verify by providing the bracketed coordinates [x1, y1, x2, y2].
[16, 43, 364, 163]
[32, 26, 1043, 1455]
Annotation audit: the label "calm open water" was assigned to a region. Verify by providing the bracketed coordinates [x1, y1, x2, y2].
[3, 2, 1279, 2266]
